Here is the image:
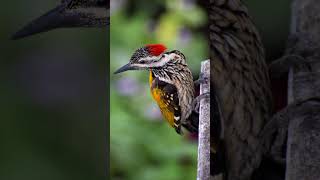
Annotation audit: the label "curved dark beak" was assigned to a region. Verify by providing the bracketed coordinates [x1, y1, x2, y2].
[12, 4, 109, 40]
[12, 5, 68, 40]
[114, 64, 138, 74]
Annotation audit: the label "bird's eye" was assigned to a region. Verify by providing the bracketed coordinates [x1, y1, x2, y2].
[139, 60, 145, 64]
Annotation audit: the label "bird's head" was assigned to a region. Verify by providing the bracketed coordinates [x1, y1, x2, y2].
[12, 0, 109, 39]
[114, 44, 187, 74]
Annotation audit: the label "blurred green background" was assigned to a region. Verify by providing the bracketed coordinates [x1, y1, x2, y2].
[110, 0, 291, 180]
[110, 1, 206, 179]
[0, 0, 108, 180]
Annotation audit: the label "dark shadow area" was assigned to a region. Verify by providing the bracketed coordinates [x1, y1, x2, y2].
[0, 1, 109, 180]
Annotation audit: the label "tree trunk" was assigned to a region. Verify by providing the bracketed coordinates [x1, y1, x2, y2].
[197, 60, 210, 180]
[284, 0, 320, 179]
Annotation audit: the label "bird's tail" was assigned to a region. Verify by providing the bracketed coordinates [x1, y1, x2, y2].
[183, 111, 199, 133]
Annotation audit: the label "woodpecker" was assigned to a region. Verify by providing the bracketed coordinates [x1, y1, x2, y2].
[209, 0, 273, 179]
[12, 0, 109, 39]
[114, 44, 196, 134]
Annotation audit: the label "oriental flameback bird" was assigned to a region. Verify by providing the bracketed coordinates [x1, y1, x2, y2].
[209, 0, 273, 179]
[114, 44, 196, 134]
[12, 0, 109, 39]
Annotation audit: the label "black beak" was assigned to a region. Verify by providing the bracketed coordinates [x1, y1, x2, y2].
[12, 4, 109, 40]
[114, 64, 138, 74]
[12, 5, 68, 39]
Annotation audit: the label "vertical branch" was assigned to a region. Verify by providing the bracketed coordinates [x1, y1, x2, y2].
[197, 60, 210, 180]
[285, 0, 320, 179]
[287, 69, 294, 104]
[285, 101, 320, 180]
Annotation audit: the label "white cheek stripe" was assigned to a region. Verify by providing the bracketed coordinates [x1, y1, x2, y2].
[133, 54, 177, 68]
[152, 55, 172, 67]
[138, 56, 158, 62]
[133, 56, 159, 68]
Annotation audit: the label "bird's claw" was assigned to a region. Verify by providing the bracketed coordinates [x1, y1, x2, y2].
[269, 54, 311, 79]
[192, 92, 210, 113]
[194, 72, 209, 86]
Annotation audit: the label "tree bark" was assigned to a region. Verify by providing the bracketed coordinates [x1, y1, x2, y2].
[283, 0, 320, 179]
[285, 101, 320, 180]
[197, 60, 210, 180]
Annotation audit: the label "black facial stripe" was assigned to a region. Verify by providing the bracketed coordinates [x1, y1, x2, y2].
[130, 47, 150, 63]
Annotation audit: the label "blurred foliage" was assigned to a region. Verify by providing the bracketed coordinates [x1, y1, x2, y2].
[110, 0, 293, 179]
[110, 0, 208, 179]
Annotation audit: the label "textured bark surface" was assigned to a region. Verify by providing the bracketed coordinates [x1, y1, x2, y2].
[197, 60, 210, 180]
[286, 101, 320, 180]
[208, 0, 320, 179]
[284, 0, 320, 179]
[208, 0, 273, 179]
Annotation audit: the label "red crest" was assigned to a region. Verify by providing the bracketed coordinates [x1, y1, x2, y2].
[146, 44, 167, 56]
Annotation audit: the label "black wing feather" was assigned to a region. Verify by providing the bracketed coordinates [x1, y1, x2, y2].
[152, 77, 182, 134]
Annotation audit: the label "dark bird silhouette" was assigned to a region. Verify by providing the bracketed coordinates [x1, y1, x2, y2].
[208, 0, 273, 179]
[12, 0, 109, 39]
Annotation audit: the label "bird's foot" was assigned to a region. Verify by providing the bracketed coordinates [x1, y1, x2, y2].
[194, 72, 209, 86]
[192, 92, 210, 113]
[269, 54, 310, 79]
